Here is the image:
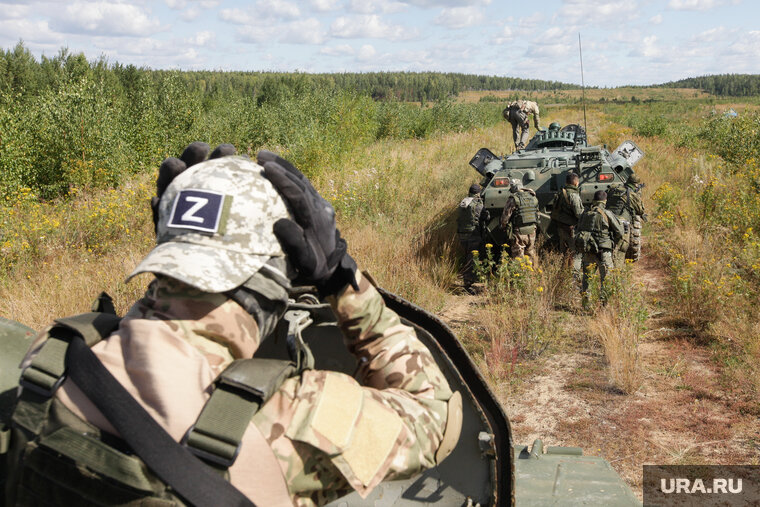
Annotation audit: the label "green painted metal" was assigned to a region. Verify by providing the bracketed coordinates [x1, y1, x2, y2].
[514, 440, 640, 505]
[0, 317, 35, 424]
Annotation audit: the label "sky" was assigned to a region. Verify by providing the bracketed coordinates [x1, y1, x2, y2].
[0, 0, 757, 87]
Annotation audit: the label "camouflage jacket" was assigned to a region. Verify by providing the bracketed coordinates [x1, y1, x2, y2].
[551, 184, 584, 226]
[26, 272, 453, 506]
[503, 100, 540, 128]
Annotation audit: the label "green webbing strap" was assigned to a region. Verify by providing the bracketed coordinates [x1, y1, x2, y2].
[18, 312, 120, 397]
[184, 358, 296, 468]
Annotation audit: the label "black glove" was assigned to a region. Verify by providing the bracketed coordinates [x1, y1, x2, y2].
[151, 142, 237, 231]
[257, 150, 357, 296]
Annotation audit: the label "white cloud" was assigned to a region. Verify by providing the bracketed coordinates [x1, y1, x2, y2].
[556, 0, 639, 25]
[357, 44, 376, 60]
[330, 14, 418, 40]
[630, 35, 664, 59]
[320, 44, 355, 56]
[650, 14, 663, 24]
[692, 26, 737, 43]
[405, 0, 492, 6]
[256, 0, 300, 19]
[166, 0, 219, 9]
[53, 2, 162, 37]
[1, 4, 31, 19]
[181, 7, 201, 21]
[0, 18, 61, 46]
[346, 0, 409, 13]
[310, 0, 341, 11]
[723, 30, 760, 57]
[492, 25, 513, 44]
[434, 6, 485, 29]
[219, 8, 250, 24]
[668, 0, 724, 11]
[237, 18, 325, 44]
[185, 30, 215, 46]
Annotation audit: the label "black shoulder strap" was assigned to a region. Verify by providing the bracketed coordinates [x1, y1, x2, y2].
[66, 337, 255, 507]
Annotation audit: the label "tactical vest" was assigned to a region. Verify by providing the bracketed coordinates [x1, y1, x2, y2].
[577, 205, 613, 251]
[457, 196, 482, 236]
[3, 309, 295, 506]
[606, 186, 633, 221]
[551, 186, 581, 226]
[511, 190, 538, 233]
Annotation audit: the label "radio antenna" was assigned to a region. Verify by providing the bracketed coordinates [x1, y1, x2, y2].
[578, 33, 588, 142]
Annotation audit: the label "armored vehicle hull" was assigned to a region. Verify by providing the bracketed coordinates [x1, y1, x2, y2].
[469, 124, 644, 260]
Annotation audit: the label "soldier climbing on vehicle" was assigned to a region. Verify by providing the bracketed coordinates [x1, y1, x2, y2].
[499, 179, 539, 268]
[502, 99, 541, 151]
[457, 183, 484, 294]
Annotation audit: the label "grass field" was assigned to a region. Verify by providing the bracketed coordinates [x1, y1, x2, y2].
[1, 93, 758, 495]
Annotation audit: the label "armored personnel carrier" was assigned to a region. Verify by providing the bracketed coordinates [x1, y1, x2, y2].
[1, 290, 639, 506]
[469, 123, 644, 260]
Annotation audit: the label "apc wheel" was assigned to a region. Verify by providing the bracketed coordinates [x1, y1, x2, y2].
[625, 216, 642, 261]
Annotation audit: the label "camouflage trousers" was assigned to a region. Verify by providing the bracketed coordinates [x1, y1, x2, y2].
[557, 224, 582, 279]
[581, 250, 614, 299]
[509, 231, 538, 268]
[509, 119, 530, 150]
[459, 235, 481, 288]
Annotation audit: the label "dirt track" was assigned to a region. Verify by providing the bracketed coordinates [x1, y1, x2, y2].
[439, 254, 760, 497]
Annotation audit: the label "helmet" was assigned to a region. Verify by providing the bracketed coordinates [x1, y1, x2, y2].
[627, 173, 641, 185]
[128, 156, 292, 293]
[510, 178, 523, 192]
[549, 122, 561, 130]
[593, 190, 608, 201]
[469, 183, 482, 195]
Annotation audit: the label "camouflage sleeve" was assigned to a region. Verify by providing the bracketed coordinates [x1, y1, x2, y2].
[253, 272, 453, 505]
[607, 211, 625, 242]
[500, 196, 516, 228]
[571, 192, 585, 220]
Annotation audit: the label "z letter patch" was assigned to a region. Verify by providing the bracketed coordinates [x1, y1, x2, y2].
[168, 190, 225, 233]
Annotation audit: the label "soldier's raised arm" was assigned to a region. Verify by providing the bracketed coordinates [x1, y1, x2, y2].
[257, 152, 457, 504]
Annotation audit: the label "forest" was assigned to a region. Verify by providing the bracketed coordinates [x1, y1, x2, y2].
[660, 73, 760, 96]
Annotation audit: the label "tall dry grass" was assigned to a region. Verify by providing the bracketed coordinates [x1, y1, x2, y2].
[588, 307, 642, 394]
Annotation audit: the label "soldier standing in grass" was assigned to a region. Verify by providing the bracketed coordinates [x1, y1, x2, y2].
[6, 146, 459, 506]
[550, 172, 585, 278]
[575, 190, 625, 304]
[503, 99, 541, 150]
[606, 173, 645, 266]
[500, 179, 539, 268]
[457, 183, 484, 294]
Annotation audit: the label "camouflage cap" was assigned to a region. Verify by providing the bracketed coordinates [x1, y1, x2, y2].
[627, 173, 641, 185]
[128, 156, 291, 293]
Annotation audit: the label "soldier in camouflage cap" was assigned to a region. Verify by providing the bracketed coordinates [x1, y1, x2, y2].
[7, 145, 457, 506]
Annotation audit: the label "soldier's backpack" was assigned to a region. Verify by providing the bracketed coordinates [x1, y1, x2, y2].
[457, 196, 481, 236]
[606, 185, 631, 218]
[550, 188, 578, 226]
[2, 295, 295, 507]
[575, 207, 610, 254]
[574, 229, 598, 254]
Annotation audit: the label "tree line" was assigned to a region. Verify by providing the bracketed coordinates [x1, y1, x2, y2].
[659, 74, 760, 96]
[0, 43, 509, 198]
